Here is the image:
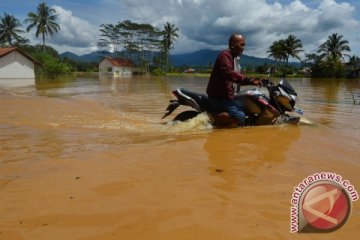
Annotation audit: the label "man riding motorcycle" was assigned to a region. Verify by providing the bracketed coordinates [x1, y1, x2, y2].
[206, 33, 265, 126]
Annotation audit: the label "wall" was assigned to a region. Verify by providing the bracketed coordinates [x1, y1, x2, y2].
[0, 51, 35, 87]
[0, 51, 35, 79]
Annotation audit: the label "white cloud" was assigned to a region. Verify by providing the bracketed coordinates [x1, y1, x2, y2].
[23, 0, 359, 57]
[112, 0, 360, 57]
[47, 6, 99, 54]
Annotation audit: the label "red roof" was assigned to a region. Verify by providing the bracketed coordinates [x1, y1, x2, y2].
[104, 57, 136, 67]
[0, 47, 39, 64]
[0, 47, 17, 57]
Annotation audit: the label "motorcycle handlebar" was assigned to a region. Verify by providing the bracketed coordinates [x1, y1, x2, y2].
[259, 79, 273, 87]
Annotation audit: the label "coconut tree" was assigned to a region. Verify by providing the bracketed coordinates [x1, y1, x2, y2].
[267, 39, 286, 75]
[317, 33, 351, 77]
[268, 35, 303, 76]
[318, 33, 351, 61]
[161, 22, 179, 72]
[0, 13, 25, 46]
[24, 2, 60, 51]
[268, 40, 286, 62]
[283, 34, 303, 75]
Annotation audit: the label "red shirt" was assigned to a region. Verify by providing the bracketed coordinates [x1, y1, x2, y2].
[206, 49, 251, 99]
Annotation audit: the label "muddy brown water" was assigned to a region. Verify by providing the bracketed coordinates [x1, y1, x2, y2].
[1, 76, 359, 239]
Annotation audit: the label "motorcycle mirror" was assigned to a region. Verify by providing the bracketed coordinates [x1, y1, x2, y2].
[266, 67, 272, 78]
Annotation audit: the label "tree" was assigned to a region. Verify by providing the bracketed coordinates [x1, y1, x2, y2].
[0, 13, 26, 46]
[346, 55, 360, 79]
[283, 34, 303, 76]
[24, 2, 60, 51]
[98, 20, 163, 73]
[161, 22, 179, 72]
[318, 33, 351, 61]
[317, 33, 351, 77]
[267, 40, 286, 76]
[267, 40, 286, 62]
[98, 23, 122, 52]
[267, 34, 303, 76]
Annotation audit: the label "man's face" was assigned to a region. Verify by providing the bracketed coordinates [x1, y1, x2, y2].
[231, 36, 246, 56]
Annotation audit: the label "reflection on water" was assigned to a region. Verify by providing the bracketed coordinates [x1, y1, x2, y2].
[204, 125, 301, 194]
[0, 76, 359, 239]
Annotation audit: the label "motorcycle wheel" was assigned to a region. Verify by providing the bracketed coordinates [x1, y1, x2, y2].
[173, 111, 199, 121]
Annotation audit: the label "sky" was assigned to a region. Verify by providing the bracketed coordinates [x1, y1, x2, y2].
[1, 0, 360, 59]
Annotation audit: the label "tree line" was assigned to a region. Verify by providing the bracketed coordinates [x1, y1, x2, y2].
[267, 33, 360, 78]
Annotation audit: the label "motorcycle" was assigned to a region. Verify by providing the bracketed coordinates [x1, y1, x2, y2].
[162, 79, 303, 128]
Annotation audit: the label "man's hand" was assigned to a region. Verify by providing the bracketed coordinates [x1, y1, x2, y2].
[251, 78, 263, 86]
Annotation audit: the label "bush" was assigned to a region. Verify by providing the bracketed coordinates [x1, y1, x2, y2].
[33, 52, 73, 79]
[151, 68, 165, 76]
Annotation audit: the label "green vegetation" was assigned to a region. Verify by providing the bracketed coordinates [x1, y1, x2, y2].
[24, 2, 60, 52]
[1, 3, 70, 79]
[98, 20, 179, 74]
[160, 22, 179, 73]
[268, 33, 358, 79]
[303, 33, 352, 78]
[267, 34, 303, 77]
[0, 13, 28, 46]
[20, 44, 73, 79]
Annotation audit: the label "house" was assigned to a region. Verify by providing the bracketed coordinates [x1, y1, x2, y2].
[99, 57, 137, 77]
[0, 47, 38, 87]
[183, 68, 196, 73]
[299, 67, 312, 76]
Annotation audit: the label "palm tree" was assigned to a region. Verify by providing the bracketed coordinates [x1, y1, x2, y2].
[268, 35, 303, 76]
[268, 40, 286, 62]
[318, 33, 351, 61]
[161, 22, 179, 72]
[0, 13, 25, 46]
[24, 2, 60, 51]
[283, 34, 303, 75]
[267, 40, 287, 75]
[317, 33, 351, 77]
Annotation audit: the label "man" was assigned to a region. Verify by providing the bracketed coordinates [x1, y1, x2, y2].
[206, 33, 263, 126]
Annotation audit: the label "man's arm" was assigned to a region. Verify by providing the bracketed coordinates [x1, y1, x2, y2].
[219, 51, 253, 85]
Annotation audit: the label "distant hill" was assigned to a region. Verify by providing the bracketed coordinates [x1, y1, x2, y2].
[60, 50, 114, 63]
[60, 49, 294, 67]
[170, 49, 276, 67]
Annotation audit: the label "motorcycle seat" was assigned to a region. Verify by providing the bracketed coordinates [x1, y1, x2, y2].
[178, 88, 212, 112]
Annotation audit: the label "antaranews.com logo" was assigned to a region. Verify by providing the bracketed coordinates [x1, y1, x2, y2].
[290, 172, 359, 233]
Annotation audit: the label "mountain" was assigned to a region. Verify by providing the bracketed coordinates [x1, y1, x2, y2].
[60, 51, 82, 62]
[59, 49, 281, 67]
[60, 50, 113, 63]
[170, 49, 276, 67]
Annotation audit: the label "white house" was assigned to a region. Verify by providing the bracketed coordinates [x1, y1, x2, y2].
[0, 47, 38, 87]
[99, 57, 137, 77]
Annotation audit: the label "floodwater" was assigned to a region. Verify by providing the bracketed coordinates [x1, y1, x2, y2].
[0, 76, 359, 240]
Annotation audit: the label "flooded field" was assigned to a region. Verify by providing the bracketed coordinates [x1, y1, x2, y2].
[0, 76, 359, 239]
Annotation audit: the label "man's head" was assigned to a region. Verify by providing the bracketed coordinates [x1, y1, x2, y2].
[229, 33, 246, 56]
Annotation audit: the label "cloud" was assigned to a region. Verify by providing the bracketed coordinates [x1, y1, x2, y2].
[22, 0, 359, 57]
[47, 6, 99, 54]
[113, 0, 360, 57]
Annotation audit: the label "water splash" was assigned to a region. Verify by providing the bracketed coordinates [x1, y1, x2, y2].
[299, 117, 315, 125]
[162, 113, 213, 133]
[84, 113, 213, 134]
